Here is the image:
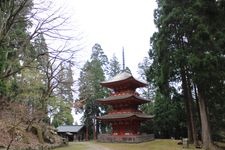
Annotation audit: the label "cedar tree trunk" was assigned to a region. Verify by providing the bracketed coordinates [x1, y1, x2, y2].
[197, 86, 217, 150]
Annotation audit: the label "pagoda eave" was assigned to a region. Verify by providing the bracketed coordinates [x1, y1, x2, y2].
[100, 77, 147, 89]
[96, 94, 150, 105]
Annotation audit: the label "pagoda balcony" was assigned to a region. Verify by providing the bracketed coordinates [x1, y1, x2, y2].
[109, 90, 139, 96]
[108, 109, 142, 114]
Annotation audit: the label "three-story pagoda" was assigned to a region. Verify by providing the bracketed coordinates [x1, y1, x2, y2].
[96, 71, 154, 143]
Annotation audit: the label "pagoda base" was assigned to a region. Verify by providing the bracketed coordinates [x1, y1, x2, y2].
[97, 134, 154, 143]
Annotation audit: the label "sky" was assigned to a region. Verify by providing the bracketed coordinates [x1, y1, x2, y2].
[42, 0, 157, 124]
[50, 0, 157, 78]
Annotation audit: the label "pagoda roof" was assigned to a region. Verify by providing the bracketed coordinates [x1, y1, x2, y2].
[97, 113, 153, 121]
[101, 72, 147, 89]
[96, 94, 150, 105]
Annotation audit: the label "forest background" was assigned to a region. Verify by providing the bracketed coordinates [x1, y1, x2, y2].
[0, 1, 224, 150]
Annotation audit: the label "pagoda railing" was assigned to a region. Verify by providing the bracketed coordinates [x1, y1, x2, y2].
[98, 133, 154, 143]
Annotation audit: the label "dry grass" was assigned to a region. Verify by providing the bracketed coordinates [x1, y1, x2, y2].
[97, 139, 201, 150]
[215, 142, 225, 149]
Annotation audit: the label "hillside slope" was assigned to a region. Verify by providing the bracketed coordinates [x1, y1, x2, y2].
[0, 102, 64, 150]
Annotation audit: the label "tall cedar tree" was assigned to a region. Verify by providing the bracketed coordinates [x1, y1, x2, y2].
[78, 44, 108, 140]
[148, 0, 225, 149]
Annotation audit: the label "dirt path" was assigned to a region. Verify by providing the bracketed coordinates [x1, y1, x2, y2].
[55, 141, 113, 150]
[81, 142, 112, 150]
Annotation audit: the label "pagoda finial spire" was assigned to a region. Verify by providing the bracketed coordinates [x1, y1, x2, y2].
[122, 47, 125, 71]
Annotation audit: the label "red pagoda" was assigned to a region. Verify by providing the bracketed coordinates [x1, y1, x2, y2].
[96, 71, 154, 143]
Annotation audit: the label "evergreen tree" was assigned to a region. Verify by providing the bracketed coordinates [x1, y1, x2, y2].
[52, 100, 74, 127]
[138, 57, 155, 100]
[57, 62, 74, 102]
[138, 57, 155, 134]
[34, 33, 49, 73]
[0, 0, 33, 96]
[52, 62, 74, 126]
[107, 54, 121, 78]
[78, 43, 108, 140]
[91, 43, 109, 71]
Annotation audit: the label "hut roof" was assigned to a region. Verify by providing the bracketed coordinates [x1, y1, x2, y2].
[57, 125, 84, 133]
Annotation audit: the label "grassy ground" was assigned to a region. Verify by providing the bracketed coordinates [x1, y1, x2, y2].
[97, 139, 200, 150]
[55, 139, 202, 150]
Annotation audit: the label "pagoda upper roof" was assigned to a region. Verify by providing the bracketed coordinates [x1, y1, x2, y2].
[97, 112, 153, 121]
[96, 94, 150, 105]
[101, 72, 147, 89]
